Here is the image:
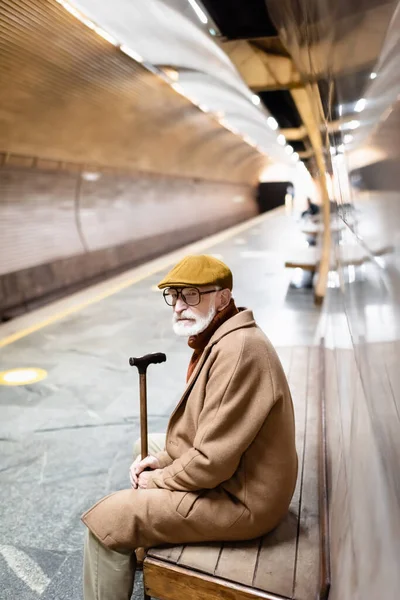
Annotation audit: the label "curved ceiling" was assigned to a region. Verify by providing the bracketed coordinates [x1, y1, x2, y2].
[69, 0, 293, 164]
[0, 0, 273, 184]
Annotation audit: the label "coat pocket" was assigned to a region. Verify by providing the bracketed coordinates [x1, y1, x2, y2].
[175, 491, 200, 518]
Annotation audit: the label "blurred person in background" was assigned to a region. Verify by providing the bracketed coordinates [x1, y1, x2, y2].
[301, 197, 320, 218]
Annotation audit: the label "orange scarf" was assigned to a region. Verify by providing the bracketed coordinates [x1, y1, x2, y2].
[186, 299, 239, 382]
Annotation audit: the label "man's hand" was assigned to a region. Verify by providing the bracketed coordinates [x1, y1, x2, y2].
[138, 468, 162, 489]
[129, 455, 160, 489]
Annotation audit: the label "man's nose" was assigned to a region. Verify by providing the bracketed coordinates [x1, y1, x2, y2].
[174, 296, 188, 312]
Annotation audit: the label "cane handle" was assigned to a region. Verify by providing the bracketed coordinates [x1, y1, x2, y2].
[129, 352, 167, 374]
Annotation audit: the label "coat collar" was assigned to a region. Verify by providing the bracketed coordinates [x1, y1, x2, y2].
[167, 309, 255, 423]
[207, 308, 255, 347]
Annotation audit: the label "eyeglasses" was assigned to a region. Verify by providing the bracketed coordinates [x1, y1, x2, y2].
[163, 287, 218, 307]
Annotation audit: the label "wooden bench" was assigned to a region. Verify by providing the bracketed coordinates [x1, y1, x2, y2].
[284, 241, 393, 272]
[143, 347, 330, 600]
[285, 248, 319, 271]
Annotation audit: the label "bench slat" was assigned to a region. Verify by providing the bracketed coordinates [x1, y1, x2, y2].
[252, 510, 298, 596]
[215, 539, 262, 586]
[177, 542, 222, 574]
[293, 346, 320, 599]
[253, 347, 309, 596]
[148, 544, 184, 563]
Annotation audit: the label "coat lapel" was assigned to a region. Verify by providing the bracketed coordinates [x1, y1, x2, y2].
[167, 310, 255, 426]
[168, 344, 212, 421]
[167, 310, 256, 422]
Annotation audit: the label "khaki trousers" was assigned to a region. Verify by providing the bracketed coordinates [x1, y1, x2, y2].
[83, 433, 166, 600]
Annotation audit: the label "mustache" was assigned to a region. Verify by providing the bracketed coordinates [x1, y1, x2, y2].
[172, 309, 197, 323]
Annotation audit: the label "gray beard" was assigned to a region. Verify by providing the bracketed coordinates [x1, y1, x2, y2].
[172, 304, 217, 337]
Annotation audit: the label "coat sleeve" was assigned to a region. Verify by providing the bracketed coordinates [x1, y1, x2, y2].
[147, 331, 277, 492]
[154, 450, 173, 469]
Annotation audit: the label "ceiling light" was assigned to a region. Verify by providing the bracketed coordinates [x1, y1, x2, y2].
[347, 120, 360, 130]
[243, 135, 255, 146]
[292, 152, 299, 161]
[221, 121, 238, 135]
[370, 72, 377, 80]
[209, 28, 217, 36]
[188, 0, 208, 24]
[120, 44, 143, 63]
[56, 0, 97, 30]
[82, 171, 101, 182]
[171, 83, 185, 95]
[277, 134, 286, 145]
[343, 134, 353, 144]
[56, 0, 81, 18]
[0, 368, 48, 386]
[267, 117, 279, 130]
[354, 98, 366, 113]
[340, 119, 360, 131]
[285, 145, 294, 155]
[162, 67, 179, 82]
[93, 26, 117, 45]
[251, 94, 261, 106]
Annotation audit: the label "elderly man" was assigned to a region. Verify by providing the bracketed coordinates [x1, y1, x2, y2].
[82, 254, 298, 600]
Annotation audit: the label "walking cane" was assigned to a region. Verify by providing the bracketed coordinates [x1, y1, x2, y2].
[129, 352, 166, 600]
[129, 352, 167, 459]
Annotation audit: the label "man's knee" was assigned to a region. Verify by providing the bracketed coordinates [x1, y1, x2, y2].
[85, 528, 133, 558]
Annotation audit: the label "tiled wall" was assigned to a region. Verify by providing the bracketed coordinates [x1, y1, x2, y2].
[0, 165, 256, 317]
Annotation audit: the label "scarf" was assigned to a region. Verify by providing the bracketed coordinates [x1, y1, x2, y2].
[186, 299, 239, 382]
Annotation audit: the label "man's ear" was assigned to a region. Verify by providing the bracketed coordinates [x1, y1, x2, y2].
[218, 289, 232, 311]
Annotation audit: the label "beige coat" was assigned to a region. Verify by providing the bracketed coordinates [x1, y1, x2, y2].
[82, 310, 298, 550]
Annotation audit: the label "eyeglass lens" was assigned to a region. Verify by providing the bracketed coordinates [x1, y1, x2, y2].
[164, 287, 200, 306]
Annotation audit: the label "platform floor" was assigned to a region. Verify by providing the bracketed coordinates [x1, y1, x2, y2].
[0, 207, 321, 599]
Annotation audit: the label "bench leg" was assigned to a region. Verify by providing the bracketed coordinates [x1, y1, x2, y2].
[143, 574, 151, 600]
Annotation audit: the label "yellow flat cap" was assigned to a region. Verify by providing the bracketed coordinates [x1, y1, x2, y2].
[158, 255, 233, 290]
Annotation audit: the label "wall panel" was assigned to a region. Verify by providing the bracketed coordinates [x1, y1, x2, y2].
[266, 0, 400, 598]
[0, 164, 256, 317]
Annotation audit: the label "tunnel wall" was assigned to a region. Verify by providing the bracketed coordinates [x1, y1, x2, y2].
[0, 0, 265, 318]
[0, 162, 256, 318]
[323, 189, 400, 600]
[325, 11, 400, 599]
